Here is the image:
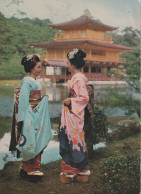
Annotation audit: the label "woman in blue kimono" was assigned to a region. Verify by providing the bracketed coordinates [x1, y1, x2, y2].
[9, 54, 53, 181]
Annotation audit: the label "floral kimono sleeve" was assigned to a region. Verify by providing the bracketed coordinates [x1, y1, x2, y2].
[71, 80, 89, 115]
[18, 82, 31, 122]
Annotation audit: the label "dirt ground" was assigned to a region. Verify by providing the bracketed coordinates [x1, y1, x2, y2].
[0, 133, 140, 194]
[0, 159, 99, 194]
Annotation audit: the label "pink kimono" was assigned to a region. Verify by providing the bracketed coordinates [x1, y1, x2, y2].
[60, 72, 89, 174]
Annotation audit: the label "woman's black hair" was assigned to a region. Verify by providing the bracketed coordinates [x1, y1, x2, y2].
[67, 49, 86, 69]
[21, 54, 40, 73]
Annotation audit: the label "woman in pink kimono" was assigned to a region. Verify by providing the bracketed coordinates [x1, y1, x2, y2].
[59, 49, 91, 183]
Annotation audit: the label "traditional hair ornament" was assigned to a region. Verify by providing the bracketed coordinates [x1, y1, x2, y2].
[68, 48, 79, 59]
[26, 54, 33, 61]
[26, 54, 40, 61]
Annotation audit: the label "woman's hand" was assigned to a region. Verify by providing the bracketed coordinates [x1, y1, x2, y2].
[63, 98, 71, 106]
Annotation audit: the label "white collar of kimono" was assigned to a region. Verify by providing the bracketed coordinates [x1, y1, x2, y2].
[27, 76, 38, 82]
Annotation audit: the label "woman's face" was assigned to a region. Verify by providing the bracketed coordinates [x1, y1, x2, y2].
[67, 59, 75, 73]
[31, 62, 42, 77]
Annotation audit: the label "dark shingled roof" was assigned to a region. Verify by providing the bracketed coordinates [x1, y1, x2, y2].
[48, 15, 118, 31]
[30, 40, 133, 51]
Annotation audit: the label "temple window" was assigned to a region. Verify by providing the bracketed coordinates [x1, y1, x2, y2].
[84, 66, 89, 73]
[65, 33, 70, 39]
[91, 66, 96, 73]
[91, 50, 106, 56]
[91, 67, 101, 73]
[81, 31, 86, 38]
[97, 67, 101, 73]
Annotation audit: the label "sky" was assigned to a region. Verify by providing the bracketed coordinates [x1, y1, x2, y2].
[0, 0, 140, 30]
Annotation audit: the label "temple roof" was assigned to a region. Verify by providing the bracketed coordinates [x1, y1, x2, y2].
[42, 59, 68, 67]
[48, 15, 118, 31]
[30, 40, 133, 51]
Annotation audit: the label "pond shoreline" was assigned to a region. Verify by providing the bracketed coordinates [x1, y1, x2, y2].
[53, 80, 129, 88]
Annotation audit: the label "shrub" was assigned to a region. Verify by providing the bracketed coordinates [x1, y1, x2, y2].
[84, 105, 109, 158]
[93, 105, 109, 144]
[93, 153, 140, 194]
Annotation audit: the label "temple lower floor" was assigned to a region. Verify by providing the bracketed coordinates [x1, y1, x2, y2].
[42, 60, 121, 82]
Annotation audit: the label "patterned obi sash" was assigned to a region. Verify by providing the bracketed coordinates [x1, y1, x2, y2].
[14, 88, 41, 112]
[29, 90, 41, 109]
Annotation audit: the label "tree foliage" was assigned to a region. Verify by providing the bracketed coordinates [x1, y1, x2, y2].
[0, 12, 57, 79]
[120, 47, 140, 90]
[106, 28, 140, 118]
[110, 27, 140, 90]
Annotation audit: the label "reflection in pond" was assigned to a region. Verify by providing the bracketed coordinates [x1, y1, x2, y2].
[0, 84, 139, 118]
[0, 84, 69, 117]
[93, 142, 106, 150]
[0, 96, 14, 117]
[0, 132, 61, 170]
[44, 84, 68, 103]
[0, 133, 21, 170]
[45, 84, 69, 118]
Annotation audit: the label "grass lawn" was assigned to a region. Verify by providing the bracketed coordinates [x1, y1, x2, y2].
[0, 86, 15, 98]
[0, 133, 139, 194]
[0, 80, 20, 98]
[0, 80, 20, 86]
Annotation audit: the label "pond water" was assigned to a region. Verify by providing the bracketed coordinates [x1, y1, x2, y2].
[0, 131, 106, 170]
[0, 83, 139, 117]
[0, 132, 61, 170]
[0, 83, 139, 170]
[0, 84, 68, 118]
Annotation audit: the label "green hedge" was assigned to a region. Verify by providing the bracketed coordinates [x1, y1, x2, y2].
[93, 153, 140, 194]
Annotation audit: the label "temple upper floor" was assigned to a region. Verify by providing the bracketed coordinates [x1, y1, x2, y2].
[54, 29, 113, 43]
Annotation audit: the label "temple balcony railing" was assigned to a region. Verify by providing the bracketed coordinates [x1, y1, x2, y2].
[84, 73, 121, 81]
[41, 54, 126, 64]
[54, 33, 113, 43]
[86, 56, 126, 63]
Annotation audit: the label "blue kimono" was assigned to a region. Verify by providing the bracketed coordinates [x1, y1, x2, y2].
[16, 77, 53, 161]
